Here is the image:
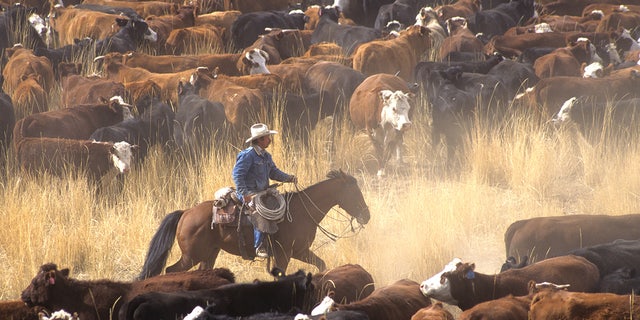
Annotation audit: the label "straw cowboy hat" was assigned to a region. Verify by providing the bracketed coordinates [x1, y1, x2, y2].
[245, 123, 278, 143]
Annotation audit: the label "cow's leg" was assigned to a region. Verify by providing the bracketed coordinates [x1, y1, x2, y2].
[292, 248, 326, 272]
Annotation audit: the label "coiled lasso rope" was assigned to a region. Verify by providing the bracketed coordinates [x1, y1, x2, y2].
[253, 188, 287, 221]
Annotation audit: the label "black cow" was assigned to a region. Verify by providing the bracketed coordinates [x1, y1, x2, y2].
[230, 10, 306, 50]
[119, 269, 314, 320]
[0, 4, 47, 52]
[34, 38, 94, 78]
[263, 91, 328, 144]
[467, 0, 535, 39]
[374, 0, 420, 31]
[516, 46, 556, 64]
[95, 18, 158, 54]
[90, 97, 175, 162]
[568, 239, 640, 279]
[311, 6, 381, 56]
[335, 0, 395, 27]
[414, 54, 504, 86]
[599, 267, 640, 294]
[486, 59, 539, 98]
[175, 81, 226, 155]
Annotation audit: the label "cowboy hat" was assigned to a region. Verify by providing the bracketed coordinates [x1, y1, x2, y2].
[245, 123, 278, 143]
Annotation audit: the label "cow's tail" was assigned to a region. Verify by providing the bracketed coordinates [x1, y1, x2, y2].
[120, 294, 146, 320]
[504, 219, 527, 259]
[11, 117, 28, 149]
[137, 210, 184, 280]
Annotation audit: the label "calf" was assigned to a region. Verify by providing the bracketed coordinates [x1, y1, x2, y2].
[165, 25, 225, 55]
[438, 17, 485, 61]
[119, 270, 314, 320]
[2, 45, 54, 95]
[21, 263, 235, 320]
[11, 74, 47, 120]
[599, 267, 640, 294]
[440, 255, 600, 310]
[533, 39, 597, 78]
[349, 74, 413, 176]
[16, 137, 135, 181]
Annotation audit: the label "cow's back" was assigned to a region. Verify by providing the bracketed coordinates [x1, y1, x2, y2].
[505, 214, 640, 261]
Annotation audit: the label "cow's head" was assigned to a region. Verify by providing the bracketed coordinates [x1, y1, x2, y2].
[380, 90, 412, 131]
[243, 48, 270, 75]
[419, 258, 462, 305]
[109, 141, 136, 174]
[105, 96, 133, 120]
[442, 262, 478, 310]
[552, 97, 577, 124]
[21, 263, 70, 308]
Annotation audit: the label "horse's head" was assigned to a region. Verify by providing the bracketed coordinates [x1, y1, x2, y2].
[327, 170, 370, 225]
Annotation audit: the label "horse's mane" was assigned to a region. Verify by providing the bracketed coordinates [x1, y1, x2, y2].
[326, 169, 355, 182]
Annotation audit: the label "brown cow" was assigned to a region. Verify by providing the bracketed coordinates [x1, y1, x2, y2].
[533, 39, 595, 78]
[145, 6, 197, 52]
[13, 96, 132, 144]
[21, 263, 234, 320]
[212, 67, 283, 93]
[165, 24, 226, 55]
[120, 51, 243, 76]
[303, 42, 344, 57]
[81, 0, 177, 18]
[484, 32, 571, 58]
[2, 45, 54, 95]
[411, 302, 455, 320]
[435, 0, 481, 22]
[302, 61, 366, 118]
[457, 294, 530, 320]
[48, 7, 123, 46]
[223, 0, 289, 13]
[0, 300, 43, 320]
[60, 72, 125, 108]
[441, 255, 599, 310]
[331, 279, 432, 320]
[97, 54, 196, 105]
[529, 284, 640, 319]
[439, 17, 484, 61]
[311, 264, 375, 306]
[195, 10, 241, 42]
[349, 74, 413, 176]
[524, 69, 640, 116]
[190, 68, 264, 133]
[11, 74, 47, 120]
[16, 137, 136, 180]
[505, 213, 640, 262]
[304, 5, 357, 30]
[268, 60, 317, 93]
[236, 29, 309, 75]
[352, 25, 431, 81]
[596, 11, 640, 33]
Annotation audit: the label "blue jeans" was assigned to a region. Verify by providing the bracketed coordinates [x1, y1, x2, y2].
[254, 228, 264, 248]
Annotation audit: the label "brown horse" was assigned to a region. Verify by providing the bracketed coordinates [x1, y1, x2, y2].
[138, 169, 370, 279]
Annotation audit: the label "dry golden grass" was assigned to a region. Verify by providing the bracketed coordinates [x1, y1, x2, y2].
[4, 92, 640, 308]
[5, 31, 640, 320]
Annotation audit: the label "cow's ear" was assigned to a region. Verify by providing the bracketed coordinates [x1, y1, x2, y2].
[527, 280, 537, 294]
[61, 268, 70, 277]
[178, 81, 184, 95]
[99, 96, 109, 104]
[275, 31, 284, 40]
[260, 49, 269, 62]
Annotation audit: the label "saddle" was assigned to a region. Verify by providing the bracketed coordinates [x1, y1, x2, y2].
[210, 187, 257, 260]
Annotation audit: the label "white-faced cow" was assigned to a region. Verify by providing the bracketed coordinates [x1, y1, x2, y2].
[349, 74, 413, 176]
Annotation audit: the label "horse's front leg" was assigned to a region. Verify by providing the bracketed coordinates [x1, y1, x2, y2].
[293, 248, 327, 272]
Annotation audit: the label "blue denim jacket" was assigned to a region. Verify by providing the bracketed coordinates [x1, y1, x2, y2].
[232, 146, 291, 202]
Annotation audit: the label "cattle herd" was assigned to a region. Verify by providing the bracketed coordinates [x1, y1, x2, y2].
[4, 0, 640, 318]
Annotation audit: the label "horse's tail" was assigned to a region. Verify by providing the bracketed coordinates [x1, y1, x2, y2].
[137, 210, 184, 280]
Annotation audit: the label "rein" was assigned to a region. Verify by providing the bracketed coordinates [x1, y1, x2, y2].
[289, 181, 362, 242]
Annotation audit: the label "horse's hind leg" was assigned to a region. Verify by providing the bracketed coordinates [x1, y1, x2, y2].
[165, 255, 199, 274]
